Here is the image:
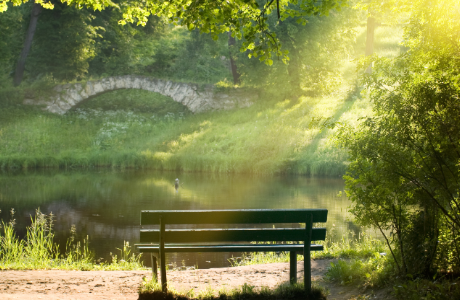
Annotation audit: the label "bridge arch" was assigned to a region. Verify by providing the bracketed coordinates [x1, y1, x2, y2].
[23, 75, 255, 115]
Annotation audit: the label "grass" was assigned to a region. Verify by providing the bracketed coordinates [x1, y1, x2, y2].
[138, 277, 327, 300]
[228, 232, 387, 267]
[0, 208, 145, 270]
[227, 232, 395, 294]
[323, 254, 460, 300]
[0, 86, 368, 176]
[392, 277, 460, 300]
[324, 255, 393, 287]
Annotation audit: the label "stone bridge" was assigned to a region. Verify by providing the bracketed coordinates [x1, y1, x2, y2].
[23, 75, 256, 114]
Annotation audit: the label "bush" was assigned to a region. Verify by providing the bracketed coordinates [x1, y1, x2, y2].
[393, 278, 460, 300]
[325, 254, 397, 288]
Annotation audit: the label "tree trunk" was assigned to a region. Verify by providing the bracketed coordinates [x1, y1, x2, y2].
[227, 31, 240, 85]
[287, 47, 300, 93]
[14, 2, 42, 86]
[365, 16, 375, 74]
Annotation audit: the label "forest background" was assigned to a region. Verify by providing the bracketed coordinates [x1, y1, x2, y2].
[1, 0, 460, 298]
[0, 0, 373, 175]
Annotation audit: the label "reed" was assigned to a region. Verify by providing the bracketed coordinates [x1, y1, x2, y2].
[0, 208, 144, 270]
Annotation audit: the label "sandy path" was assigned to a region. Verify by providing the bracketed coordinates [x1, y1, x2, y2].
[0, 260, 332, 300]
[0, 259, 393, 300]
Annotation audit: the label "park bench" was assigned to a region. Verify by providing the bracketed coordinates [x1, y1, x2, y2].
[136, 209, 327, 292]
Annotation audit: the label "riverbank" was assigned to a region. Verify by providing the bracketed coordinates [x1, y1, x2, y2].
[0, 260, 394, 300]
[0, 85, 365, 176]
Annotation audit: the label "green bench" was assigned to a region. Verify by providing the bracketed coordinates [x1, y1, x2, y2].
[137, 209, 327, 292]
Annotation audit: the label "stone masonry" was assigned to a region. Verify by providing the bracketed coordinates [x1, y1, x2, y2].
[23, 75, 256, 114]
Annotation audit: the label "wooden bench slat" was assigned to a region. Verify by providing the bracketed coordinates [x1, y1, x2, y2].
[141, 209, 328, 225]
[136, 244, 324, 253]
[139, 228, 327, 243]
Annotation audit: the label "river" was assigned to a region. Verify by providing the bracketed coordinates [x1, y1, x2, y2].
[0, 169, 357, 269]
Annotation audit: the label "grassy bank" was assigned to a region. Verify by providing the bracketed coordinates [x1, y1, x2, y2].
[0, 25, 403, 176]
[0, 87, 361, 176]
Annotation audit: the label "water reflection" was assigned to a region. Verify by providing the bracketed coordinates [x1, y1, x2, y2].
[0, 169, 355, 268]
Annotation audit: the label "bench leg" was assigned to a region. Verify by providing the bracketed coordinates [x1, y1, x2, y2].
[290, 251, 297, 284]
[151, 254, 158, 281]
[304, 214, 313, 293]
[159, 216, 167, 292]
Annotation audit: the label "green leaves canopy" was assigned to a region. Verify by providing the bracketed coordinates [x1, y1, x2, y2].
[1, 0, 348, 63]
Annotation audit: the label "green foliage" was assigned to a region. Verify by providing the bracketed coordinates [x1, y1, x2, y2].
[325, 254, 394, 287]
[165, 30, 231, 84]
[326, 259, 366, 285]
[0, 5, 232, 84]
[1, 0, 348, 64]
[393, 278, 460, 300]
[238, 5, 362, 97]
[0, 208, 144, 270]
[109, 26, 231, 84]
[338, 0, 460, 277]
[0, 3, 25, 75]
[88, 13, 171, 78]
[24, 2, 102, 81]
[229, 251, 292, 267]
[0, 0, 54, 13]
[314, 231, 386, 260]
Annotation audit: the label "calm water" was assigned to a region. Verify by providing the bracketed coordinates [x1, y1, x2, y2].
[0, 169, 356, 268]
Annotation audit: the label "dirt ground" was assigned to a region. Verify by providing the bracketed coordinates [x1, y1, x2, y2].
[0, 259, 394, 300]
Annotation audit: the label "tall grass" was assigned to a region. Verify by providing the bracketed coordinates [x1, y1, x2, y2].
[228, 231, 387, 267]
[0, 208, 145, 270]
[324, 254, 394, 287]
[226, 231, 393, 291]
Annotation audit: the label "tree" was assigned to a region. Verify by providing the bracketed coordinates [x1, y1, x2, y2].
[340, 0, 460, 276]
[227, 31, 240, 85]
[237, 4, 358, 97]
[13, 1, 42, 85]
[0, 3, 25, 79]
[165, 28, 230, 83]
[364, 14, 374, 73]
[25, 1, 103, 81]
[88, 13, 168, 77]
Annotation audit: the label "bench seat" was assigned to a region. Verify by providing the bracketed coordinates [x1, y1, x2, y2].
[136, 243, 324, 253]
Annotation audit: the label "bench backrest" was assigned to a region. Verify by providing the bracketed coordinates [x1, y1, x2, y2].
[140, 209, 327, 244]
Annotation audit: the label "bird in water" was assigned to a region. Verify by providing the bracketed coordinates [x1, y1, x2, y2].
[175, 178, 180, 192]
